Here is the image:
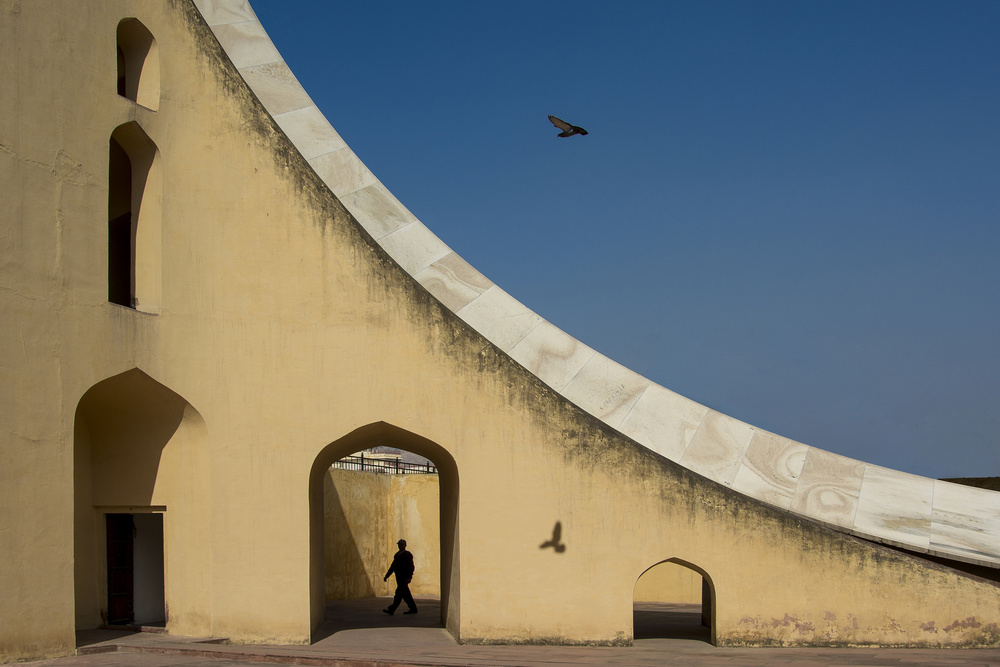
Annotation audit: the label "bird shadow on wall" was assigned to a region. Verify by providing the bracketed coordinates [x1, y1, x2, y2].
[539, 521, 566, 553]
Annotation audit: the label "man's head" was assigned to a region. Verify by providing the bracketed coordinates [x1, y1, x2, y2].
[397, 539, 406, 550]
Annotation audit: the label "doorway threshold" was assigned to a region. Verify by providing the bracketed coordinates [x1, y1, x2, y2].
[100, 622, 166, 634]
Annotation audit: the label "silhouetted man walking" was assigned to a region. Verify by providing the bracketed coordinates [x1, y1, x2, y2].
[382, 539, 417, 615]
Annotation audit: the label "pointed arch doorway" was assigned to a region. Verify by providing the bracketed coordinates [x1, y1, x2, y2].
[74, 369, 210, 635]
[308, 423, 460, 640]
[633, 558, 715, 644]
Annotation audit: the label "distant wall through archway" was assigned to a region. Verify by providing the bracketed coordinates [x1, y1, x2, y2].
[324, 467, 441, 600]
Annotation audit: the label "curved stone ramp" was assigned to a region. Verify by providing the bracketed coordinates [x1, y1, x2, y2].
[192, 0, 1000, 568]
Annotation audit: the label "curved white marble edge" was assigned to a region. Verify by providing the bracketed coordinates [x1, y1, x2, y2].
[192, 0, 1000, 569]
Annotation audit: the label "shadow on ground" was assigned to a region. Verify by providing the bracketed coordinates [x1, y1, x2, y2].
[633, 602, 710, 643]
[312, 596, 443, 643]
[75, 629, 139, 649]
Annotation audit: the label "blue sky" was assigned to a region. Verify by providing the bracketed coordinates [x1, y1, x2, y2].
[250, 1, 1000, 479]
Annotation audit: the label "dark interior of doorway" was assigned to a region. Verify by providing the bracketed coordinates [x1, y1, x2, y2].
[633, 579, 711, 642]
[106, 513, 165, 628]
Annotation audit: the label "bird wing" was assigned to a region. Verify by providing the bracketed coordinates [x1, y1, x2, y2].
[572, 126, 588, 136]
[548, 115, 573, 132]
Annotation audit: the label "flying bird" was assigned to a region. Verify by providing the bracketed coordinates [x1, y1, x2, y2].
[548, 115, 588, 138]
[540, 521, 566, 552]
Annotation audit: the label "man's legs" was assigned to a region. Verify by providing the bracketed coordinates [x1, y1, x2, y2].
[383, 585, 401, 614]
[400, 582, 417, 614]
[384, 581, 417, 614]
[383, 582, 417, 615]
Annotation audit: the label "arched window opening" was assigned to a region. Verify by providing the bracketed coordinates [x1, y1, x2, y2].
[633, 559, 714, 645]
[108, 122, 161, 312]
[309, 423, 459, 641]
[117, 45, 127, 97]
[116, 18, 159, 110]
[107, 136, 132, 307]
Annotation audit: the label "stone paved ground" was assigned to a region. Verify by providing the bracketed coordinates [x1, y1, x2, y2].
[14, 598, 1000, 667]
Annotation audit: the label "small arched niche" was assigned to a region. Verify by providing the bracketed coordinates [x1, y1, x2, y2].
[108, 122, 161, 312]
[633, 558, 715, 645]
[116, 18, 160, 110]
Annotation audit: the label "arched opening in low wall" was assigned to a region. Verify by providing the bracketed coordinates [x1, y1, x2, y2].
[308, 423, 459, 640]
[633, 558, 715, 645]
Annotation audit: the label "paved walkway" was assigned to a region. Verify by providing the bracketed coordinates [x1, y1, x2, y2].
[16, 598, 1000, 667]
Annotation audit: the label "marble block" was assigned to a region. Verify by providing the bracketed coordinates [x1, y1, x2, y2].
[309, 147, 377, 198]
[561, 353, 651, 428]
[239, 61, 313, 116]
[930, 480, 1000, 565]
[337, 182, 416, 240]
[456, 286, 542, 353]
[679, 411, 755, 485]
[618, 383, 709, 462]
[730, 430, 808, 510]
[274, 106, 347, 160]
[377, 221, 451, 276]
[788, 447, 864, 530]
[211, 21, 281, 69]
[509, 321, 596, 393]
[414, 252, 494, 313]
[193, 0, 256, 26]
[853, 465, 933, 551]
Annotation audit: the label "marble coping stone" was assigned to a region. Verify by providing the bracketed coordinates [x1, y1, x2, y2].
[195, 0, 257, 26]
[730, 430, 808, 511]
[309, 147, 378, 199]
[788, 448, 864, 531]
[239, 61, 314, 116]
[617, 384, 708, 462]
[378, 221, 453, 277]
[929, 480, 1000, 567]
[561, 353, 651, 429]
[274, 106, 347, 160]
[211, 20, 281, 69]
[679, 411, 756, 486]
[509, 320, 597, 394]
[456, 286, 542, 353]
[853, 465, 934, 552]
[193, 0, 1000, 568]
[413, 252, 494, 313]
[338, 183, 416, 241]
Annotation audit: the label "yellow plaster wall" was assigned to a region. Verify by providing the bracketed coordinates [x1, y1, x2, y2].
[2, 1, 1000, 662]
[634, 562, 701, 604]
[386, 474, 441, 598]
[324, 470, 390, 600]
[324, 469, 441, 599]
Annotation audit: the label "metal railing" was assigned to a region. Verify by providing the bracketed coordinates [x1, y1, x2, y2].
[331, 453, 437, 475]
